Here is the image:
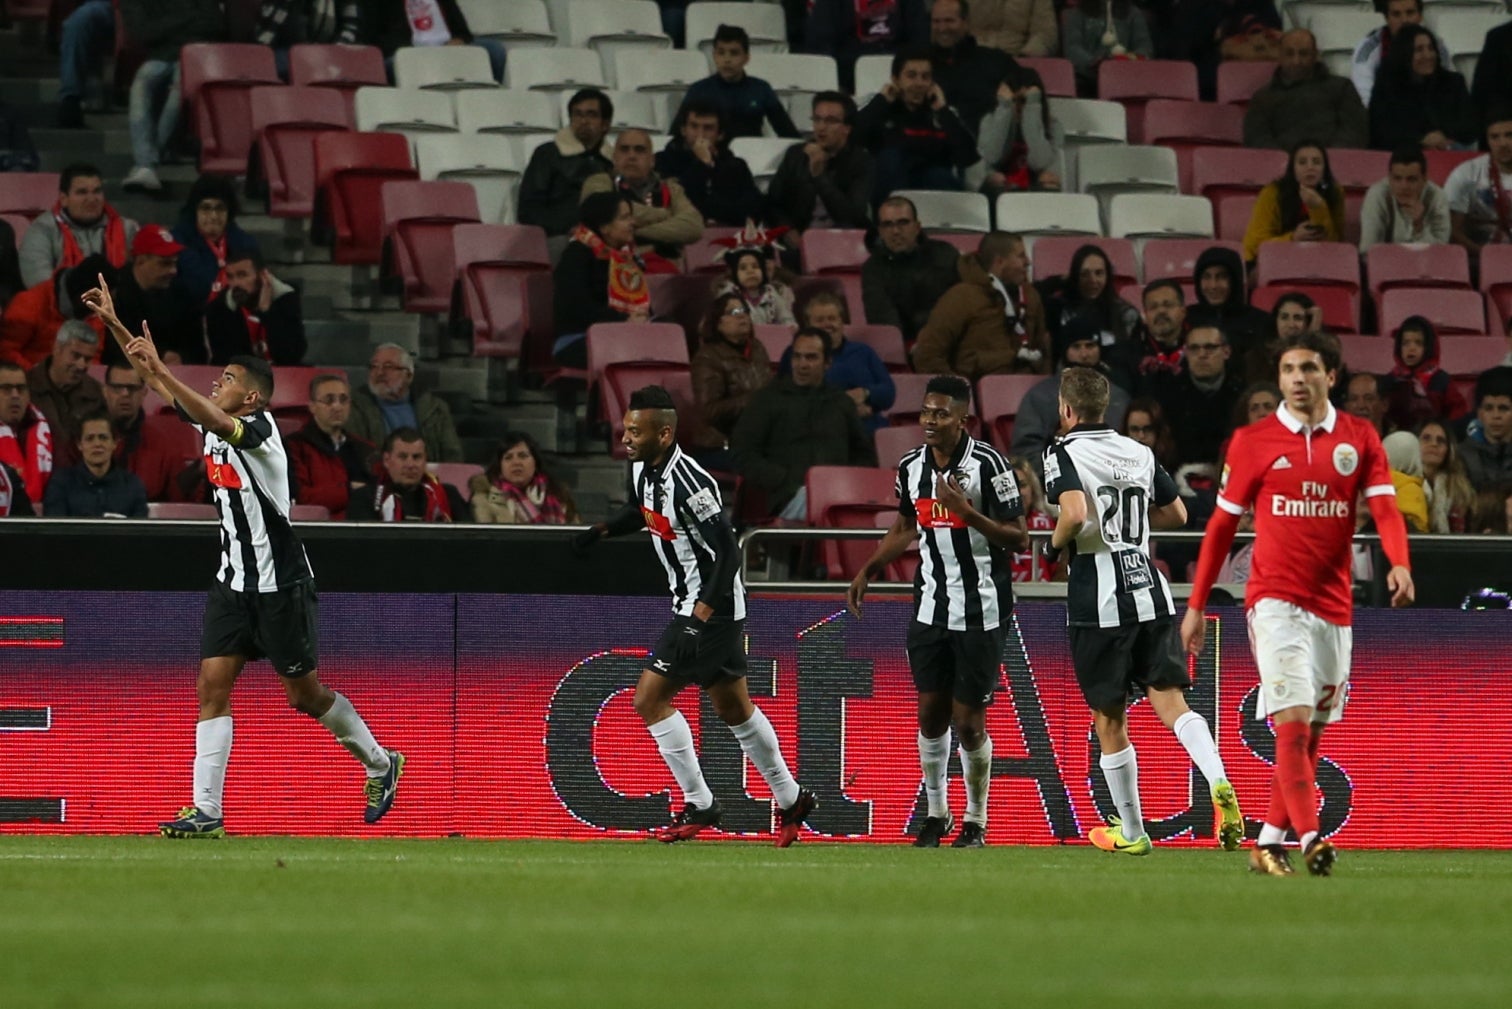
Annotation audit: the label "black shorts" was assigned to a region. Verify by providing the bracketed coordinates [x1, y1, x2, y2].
[906, 621, 1004, 709]
[648, 617, 748, 689]
[201, 579, 319, 678]
[1069, 618, 1190, 712]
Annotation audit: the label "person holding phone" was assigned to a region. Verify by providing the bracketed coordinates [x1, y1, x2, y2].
[1242, 140, 1345, 263]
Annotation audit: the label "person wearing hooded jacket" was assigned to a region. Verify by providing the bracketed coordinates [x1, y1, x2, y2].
[1185, 245, 1270, 380]
[1379, 315, 1464, 433]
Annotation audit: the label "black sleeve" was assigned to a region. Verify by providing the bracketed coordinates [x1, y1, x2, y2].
[896, 459, 915, 518]
[679, 482, 740, 610]
[7, 465, 31, 515]
[1042, 444, 1081, 504]
[982, 454, 1024, 522]
[0, 220, 21, 308]
[229, 412, 274, 452]
[1152, 461, 1179, 507]
[440, 0, 472, 42]
[446, 485, 470, 521]
[345, 485, 377, 521]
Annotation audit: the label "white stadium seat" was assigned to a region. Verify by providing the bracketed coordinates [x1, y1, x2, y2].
[393, 45, 497, 92]
[505, 47, 609, 95]
[354, 87, 458, 155]
[685, 2, 789, 56]
[730, 136, 795, 191]
[994, 192, 1103, 252]
[456, 0, 557, 47]
[1077, 144, 1180, 224]
[456, 89, 560, 136]
[1108, 194, 1214, 255]
[415, 133, 524, 224]
[892, 190, 992, 233]
[562, 0, 671, 84]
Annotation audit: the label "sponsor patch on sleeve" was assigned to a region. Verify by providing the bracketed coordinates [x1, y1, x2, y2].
[991, 470, 1019, 505]
[687, 487, 720, 522]
[1043, 451, 1061, 484]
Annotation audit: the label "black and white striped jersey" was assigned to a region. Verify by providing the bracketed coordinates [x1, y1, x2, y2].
[631, 446, 746, 620]
[182, 407, 313, 593]
[896, 433, 1022, 631]
[1044, 424, 1177, 628]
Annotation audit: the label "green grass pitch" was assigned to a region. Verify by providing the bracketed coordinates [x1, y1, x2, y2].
[3, 837, 1510, 1009]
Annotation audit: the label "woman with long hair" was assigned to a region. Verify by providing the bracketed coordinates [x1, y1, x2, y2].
[1417, 418, 1477, 533]
[977, 63, 1063, 194]
[689, 291, 772, 465]
[1368, 23, 1477, 152]
[1121, 397, 1179, 472]
[1041, 243, 1140, 355]
[470, 432, 579, 525]
[551, 192, 648, 367]
[1242, 139, 1344, 262]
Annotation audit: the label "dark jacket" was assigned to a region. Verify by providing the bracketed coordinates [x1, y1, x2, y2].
[854, 93, 979, 170]
[1140, 366, 1246, 465]
[1243, 63, 1368, 151]
[655, 140, 765, 227]
[1470, 22, 1512, 123]
[363, 0, 472, 54]
[552, 238, 634, 336]
[861, 237, 962, 344]
[204, 279, 306, 366]
[170, 219, 259, 309]
[0, 461, 32, 516]
[931, 35, 1019, 134]
[42, 462, 148, 518]
[1185, 245, 1271, 375]
[0, 218, 21, 311]
[678, 74, 800, 140]
[0, 99, 38, 173]
[346, 479, 469, 522]
[912, 254, 1052, 379]
[730, 376, 877, 512]
[26, 359, 103, 449]
[1368, 69, 1478, 152]
[806, 0, 930, 92]
[766, 141, 874, 234]
[105, 266, 206, 367]
[778, 338, 896, 433]
[286, 422, 375, 520]
[690, 336, 773, 448]
[346, 384, 463, 463]
[119, 0, 225, 61]
[1460, 433, 1512, 493]
[517, 128, 614, 236]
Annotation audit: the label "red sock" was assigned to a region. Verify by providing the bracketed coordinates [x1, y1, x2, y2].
[1275, 720, 1319, 840]
[1307, 728, 1323, 771]
[1265, 769, 1291, 832]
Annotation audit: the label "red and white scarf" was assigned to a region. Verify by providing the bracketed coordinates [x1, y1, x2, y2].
[493, 474, 570, 525]
[375, 472, 453, 522]
[0, 404, 53, 502]
[570, 224, 650, 316]
[52, 201, 127, 274]
[205, 233, 229, 303]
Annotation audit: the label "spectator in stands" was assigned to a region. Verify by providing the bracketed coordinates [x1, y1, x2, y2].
[255, 1, 362, 79]
[55, 0, 115, 129]
[0, 460, 31, 517]
[929, 0, 1019, 134]
[655, 102, 765, 229]
[0, 219, 20, 312]
[731, 328, 876, 521]
[1038, 243, 1139, 389]
[1470, 19, 1512, 126]
[914, 231, 1049, 380]
[518, 89, 615, 250]
[42, 412, 148, 518]
[1460, 367, 1512, 492]
[1418, 418, 1477, 533]
[0, 256, 108, 371]
[1121, 397, 1180, 473]
[1217, 380, 1281, 464]
[582, 129, 703, 270]
[1368, 24, 1476, 153]
[551, 193, 649, 368]
[0, 97, 37, 172]
[861, 195, 960, 345]
[766, 92, 874, 256]
[691, 292, 773, 467]
[1446, 112, 1512, 261]
[287, 373, 373, 521]
[977, 63, 1063, 196]
[100, 362, 190, 502]
[1382, 430, 1429, 533]
[469, 433, 580, 525]
[1381, 315, 1464, 433]
[1141, 323, 1245, 465]
[854, 48, 980, 205]
[205, 250, 305, 366]
[1242, 140, 1344, 264]
[346, 427, 468, 522]
[807, 0, 930, 94]
[19, 164, 138, 289]
[0, 359, 52, 502]
[1063, 1, 1156, 97]
[1243, 30, 1368, 151]
[1011, 309, 1131, 468]
[1351, 0, 1448, 108]
[712, 232, 795, 325]
[1344, 372, 1389, 435]
[347, 344, 463, 462]
[172, 174, 258, 309]
[363, 0, 507, 83]
[678, 24, 800, 140]
[968, 0, 1057, 58]
[1007, 454, 1056, 582]
[780, 291, 896, 433]
[1238, 291, 1320, 392]
[103, 227, 204, 368]
[1186, 245, 1270, 373]
[119, 0, 225, 193]
[26, 321, 104, 450]
[1134, 279, 1187, 379]
[1175, 1, 1282, 101]
[1359, 145, 1451, 250]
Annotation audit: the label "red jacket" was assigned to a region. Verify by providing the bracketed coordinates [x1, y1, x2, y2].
[121, 411, 199, 502]
[286, 422, 374, 520]
[0, 278, 107, 369]
[0, 404, 53, 501]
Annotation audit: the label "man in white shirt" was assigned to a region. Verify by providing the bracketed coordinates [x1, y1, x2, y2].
[1350, 0, 1449, 106]
[1445, 113, 1512, 259]
[1359, 145, 1451, 251]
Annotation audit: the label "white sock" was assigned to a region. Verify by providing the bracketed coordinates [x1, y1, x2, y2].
[317, 692, 391, 777]
[193, 716, 233, 819]
[1257, 823, 1288, 846]
[728, 706, 800, 808]
[918, 730, 951, 818]
[960, 735, 993, 827]
[648, 710, 715, 809]
[1299, 829, 1318, 852]
[1100, 745, 1145, 841]
[1173, 711, 1228, 788]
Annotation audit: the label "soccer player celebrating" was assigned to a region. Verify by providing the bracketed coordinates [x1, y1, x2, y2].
[83, 280, 403, 838]
[574, 386, 817, 845]
[847, 376, 1027, 848]
[1045, 367, 1243, 856]
[1181, 331, 1414, 877]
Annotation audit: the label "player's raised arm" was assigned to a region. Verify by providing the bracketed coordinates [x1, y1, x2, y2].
[81, 275, 175, 405]
[846, 509, 919, 617]
[124, 332, 240, 439]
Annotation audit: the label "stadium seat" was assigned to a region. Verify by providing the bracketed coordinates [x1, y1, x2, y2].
[506, 47, 609, 95]
[1379, 288, 1487, 336]
[846, 324, 907, 373]
[0, 171, 57, 219]
[1366, 244, 1472, 308]
[805, 465, 898, 580]
[977, 374, 1043, 450]
[893, 190, 992, 234]
[1215, 193, 1259, 244]
[1439, 335, 1510, 378]
[179, 43, 281, 175]
[852, 54, 893, 102]
[676, 227, 740, 274]
[1251, 284, 1359, 334]
[314, 132, 418, 264]
[415, 133, 522, 225]
[1191, 146, 1287, 204]
[1479, 245, 1512, 325]
[289, 504, 332, 521]
[1076, 145, 1180, 223]
[1030, 236, 1138, 287]
[562, 89, 663, 132]
[1141, 238, 1244, 285]
[744, 52, 838, 118]
[250, 86, 352, 219]
[1424, 148, 1480, 187]
[600, 365, 699, 459]
[613, 49, 712, 96]
[1426, 9, 1506, 78]
[1016, 56, 1076, 98]
[429, 462, 486, 499]
[685, 2, 789, 56]
[800, 229, 869, 275]
[995, 193, 1103, 249]
[1306, 12, 1383, 78]
[1047, 98, 1127, 191]
[1141, 102, 1245, 193]
[587, 321, 690, 421]
[889, 374, 978, 429]
[1107, 195, 1214, 247]
[451, 222, 553, 358]
[729, 137, 792, 191]
[1215, 60, 1276, 108]
[381, 179, 481, 313]
[456, 88, 560, 138]
[287, 44, 387, 119]
[930, 233, 979, 258]
[752, 323, 794, 366]
[1325, 148, 1389, 194]
[1338, 334, 1397, 376]
[354, 87, 458, 155]
[456, 0, 557, 46]
[561, 0, 671, 60]
[874, 424, 924, 470]
[1096, 59, 1199, 143]
[394, 44, 498, 92]
[1, 212, 29, 246]
[268, 366, 330, 418]
[148, 503, 219, 520]
[1254, 242, 1361, 293]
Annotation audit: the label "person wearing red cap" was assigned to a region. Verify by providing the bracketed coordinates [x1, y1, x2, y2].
[103, 225, 206, 367]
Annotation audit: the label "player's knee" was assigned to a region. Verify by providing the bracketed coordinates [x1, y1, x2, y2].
[952, 720, 985, 750]
[632, 690, 669, 724]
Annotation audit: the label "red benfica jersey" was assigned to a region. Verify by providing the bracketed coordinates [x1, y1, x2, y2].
[1216, 402, 1394, 625]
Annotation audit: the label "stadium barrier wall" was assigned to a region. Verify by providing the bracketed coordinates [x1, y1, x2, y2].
[2, 591, 1507, 847]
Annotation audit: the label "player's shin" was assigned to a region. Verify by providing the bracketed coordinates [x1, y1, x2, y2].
[1172, 710, 1228, 787]
[1100, 745, 1145, 841]
[960, 735, 993, 827]
[648, 709, 716, 809]
[918, 730, 951, 818]
[193, 715, 233, 818]
[317, 692, 392, 777]
[728, 705, 799, 808]
[1257, 777, 1292, 846]
[1274, 720, 1320, 847]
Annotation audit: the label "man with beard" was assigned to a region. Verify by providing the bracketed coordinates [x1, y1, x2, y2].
[205, 250, 306, 365]
[346, 343, 462, 462]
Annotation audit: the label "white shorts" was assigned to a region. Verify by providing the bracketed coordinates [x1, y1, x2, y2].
[1245, 598, 1353, 724]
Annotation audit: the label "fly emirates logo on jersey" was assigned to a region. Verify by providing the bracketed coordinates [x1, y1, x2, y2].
[1269, 479, 1351, 519]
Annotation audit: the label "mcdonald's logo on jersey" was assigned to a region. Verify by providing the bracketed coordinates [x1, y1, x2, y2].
[640, 507, 676, 541]
[204, 455, 243, 490]
[914, 498, 966, 530]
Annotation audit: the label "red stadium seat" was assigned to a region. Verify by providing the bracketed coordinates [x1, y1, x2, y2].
[289, 504, 332, 521]
[250, 86, 351, 218]
[268, 366, 335, 418]
[1378, 288, 1487, 336]
[1479, 245, 1512, 327]
[1424, 148, 1479, 187]
[805, 465, 898, 579]
[587, 322, 690, 422]
[380, 180, 481, 313]
[1191, 147, 1286, 204]
[1016, 57, 1075, 98]
[1338, 334, 1396, 375]
[1366, 244, 1472, 310]
[1030, 237, 1138, 286]
[1097, 60, 1198, 144]
[977, 374, 1043, 450]
[874, 424, 924, 470]
[1438, 335, 1507, 378]
[288, 43, 387, 119]
[680, 227, 741, 274]
[451, 223, 553, 358]
[601, 364, 697, 459]
[1215, 193, 1259, 244]
[752, 323, 793, 366]
[147, 503, 219, 520]
[179, 43, 281, 175]
[1325, 148, 1389, 194]
[800, 229, 870, 274]
[1142, 238, 1245, 285]
[933, 232, 979, 257]
[1254, 242, 1361, 293]
[314, 132, 417, 264]
[1141, 101, 1244, 194]
[846, 324, 907, 373]
[1, 212, 29, 246]
[0, 171, 58, 219]
[1250, 285, 1359, 334]
[1216, 61, 1276, 108]
[428, 462, 485, 500]
[889, 373, 978, 432]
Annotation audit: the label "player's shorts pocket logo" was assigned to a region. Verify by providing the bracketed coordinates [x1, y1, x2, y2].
[1332, 443, 1358, 476]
